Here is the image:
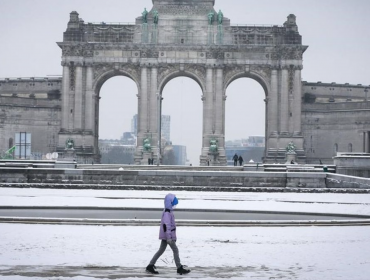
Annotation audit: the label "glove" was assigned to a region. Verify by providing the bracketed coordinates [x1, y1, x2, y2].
[167, 239, 174, 245]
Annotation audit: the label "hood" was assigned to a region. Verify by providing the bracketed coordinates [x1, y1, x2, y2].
[164, 193, 176, 210]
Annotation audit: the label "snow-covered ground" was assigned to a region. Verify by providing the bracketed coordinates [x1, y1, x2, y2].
[1, 188, 370, 215]
[0, 188, 370, 279]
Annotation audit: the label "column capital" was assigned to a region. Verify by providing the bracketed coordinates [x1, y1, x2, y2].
[74, 61, 83, 67]
[85, 62, 94, 67]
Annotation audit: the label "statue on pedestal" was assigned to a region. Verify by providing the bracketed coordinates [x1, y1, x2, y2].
[217, 10, 223, 25]
[286, 141, 297, 154]
[209, 139, 218, 153]
[207, 11, 214, 25]
[143, 137, 152, 152]
[65, 138, 74, 150]
[153, 10, 159, 24]
[142, 8, 148, 24]
[285, 141, 297, 164]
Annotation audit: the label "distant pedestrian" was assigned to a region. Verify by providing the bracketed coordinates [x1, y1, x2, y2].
[238, 155, 244, 166]
[146, 193, 190, 275]
[232, 153, 238, 166]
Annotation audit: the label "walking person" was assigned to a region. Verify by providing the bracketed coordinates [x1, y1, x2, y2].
[238, 155, 244, 166]
[232, 153, 238, 166]
[146, 193, 191, 275]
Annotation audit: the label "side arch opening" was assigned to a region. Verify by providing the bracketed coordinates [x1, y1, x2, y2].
[97, 75, 138, 164]
[160, 77, 203, 166]
[225, 77, 266, 165]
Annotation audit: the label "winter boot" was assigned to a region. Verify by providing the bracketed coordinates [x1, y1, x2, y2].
[177, 265, 190, 275]
[146, 264, 159, 274]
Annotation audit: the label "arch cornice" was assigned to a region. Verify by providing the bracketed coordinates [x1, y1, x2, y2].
[223, 64, 271, 96]
[157, 63, 206, 93]
[92, 63, 141, 93]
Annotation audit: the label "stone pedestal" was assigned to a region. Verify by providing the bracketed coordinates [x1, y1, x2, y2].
[60, 149, 76, 161]
[286, 152, 297, 164]
[141, 151, 154, 165]
[207, 152, 220, 166]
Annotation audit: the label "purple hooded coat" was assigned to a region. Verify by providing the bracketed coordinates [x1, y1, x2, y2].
[158, 193, 177, 241]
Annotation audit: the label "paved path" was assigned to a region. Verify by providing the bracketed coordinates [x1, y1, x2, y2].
[0, 265, 304, 279]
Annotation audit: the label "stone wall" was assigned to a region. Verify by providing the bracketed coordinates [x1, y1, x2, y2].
[333, 153, 370, 178]
[326, 173, 370, 189]
[302, 82, 370, 164]
[0, 78, 62, 157]
[0, 167, 327, 189]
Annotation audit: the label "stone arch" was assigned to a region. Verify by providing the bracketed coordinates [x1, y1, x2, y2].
[156, 67, 205, 165]
[93, 68, 140, 95]
[223, 69, 270, 96]
[222, 69, 270, 161]
[92, 68, 140, 162]
[158, 67, 206, 94]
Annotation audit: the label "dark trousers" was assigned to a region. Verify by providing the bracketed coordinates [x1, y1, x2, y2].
[149, 240, 181, 268]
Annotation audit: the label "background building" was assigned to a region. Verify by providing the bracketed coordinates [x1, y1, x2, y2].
[131, 114, 170, 143]
[225, 136, 265, 165]
[1, 79, 369, 164]
[99, 138, 135, 164]
[172, 145, 187, 165]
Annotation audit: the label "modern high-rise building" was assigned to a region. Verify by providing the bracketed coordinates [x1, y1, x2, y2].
[161, 115, 171, 143]
[172, 145, 187, 165]
[131, 114, 170, 142]
[131, 115, 138, 136]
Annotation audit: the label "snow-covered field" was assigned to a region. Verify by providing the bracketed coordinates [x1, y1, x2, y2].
[0, 188, 370, 279]
[1, 188, 370, 215]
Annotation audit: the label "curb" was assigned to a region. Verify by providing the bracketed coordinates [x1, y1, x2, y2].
[1, 217, 370, 227]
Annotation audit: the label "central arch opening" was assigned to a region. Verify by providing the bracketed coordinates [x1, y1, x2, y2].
[161, 77, 202, 166]
[98, 76, 138, 164]
[225, 78, 266, 166]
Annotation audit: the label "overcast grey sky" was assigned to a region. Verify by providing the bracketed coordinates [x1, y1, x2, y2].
[0, 0, 369, 165]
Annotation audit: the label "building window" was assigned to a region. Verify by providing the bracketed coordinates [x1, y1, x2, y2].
[334, 143, 338, 155]
[348, 143, 353, 152]
[9, 138, 14, 149]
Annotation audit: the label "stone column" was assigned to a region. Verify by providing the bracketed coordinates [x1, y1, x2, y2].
[74, 62, 84, 130]
[203, 67, 214, 145]
[363, 132, 366, 153]
[150, 66, 158, 134]
[85, 64, 94, 132]
[268, 69, 278, 135]
[138, 65, 148, 145]
[215, 67, 224, 137]
[365, 132, 370, 153]
[279, 67, 289, 134]
[293, 67, 302, 134]
[61, 62, 70, 130]
[150, 66, 160, 162]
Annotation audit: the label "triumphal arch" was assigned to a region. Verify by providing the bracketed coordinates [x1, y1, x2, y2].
[57, 0, 307, 165]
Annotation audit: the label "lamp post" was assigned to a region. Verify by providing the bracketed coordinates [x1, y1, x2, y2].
[157, 92, 162, 166]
